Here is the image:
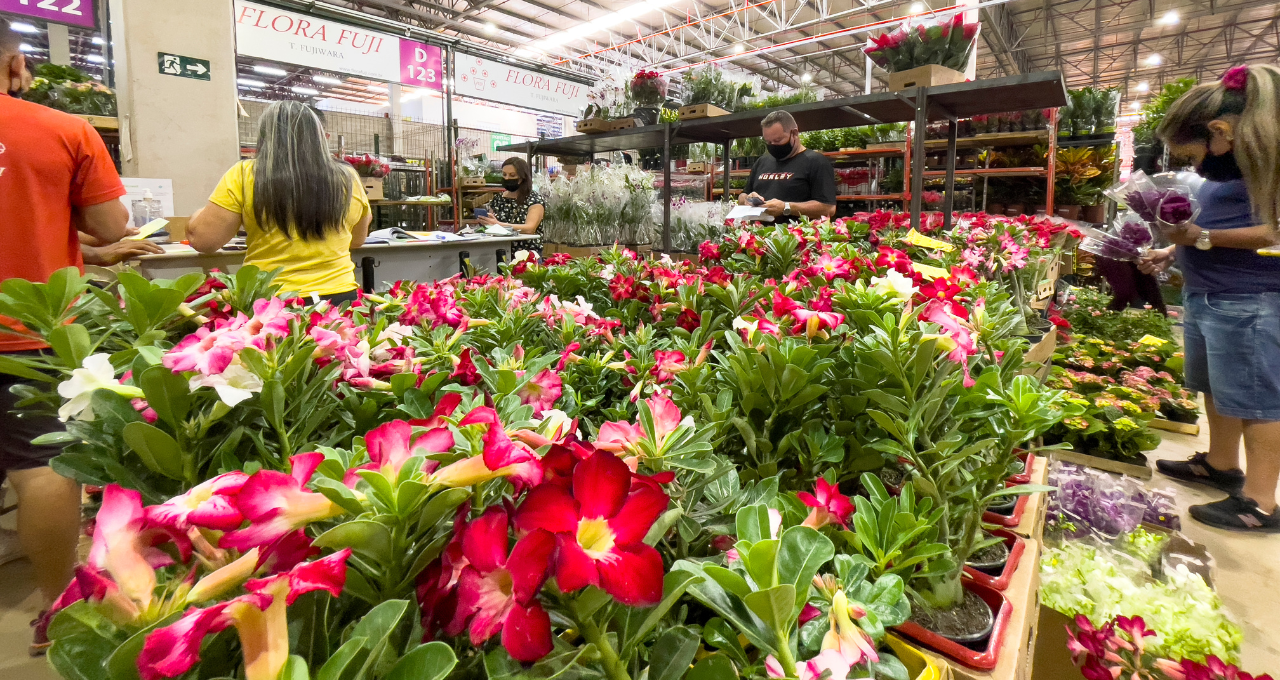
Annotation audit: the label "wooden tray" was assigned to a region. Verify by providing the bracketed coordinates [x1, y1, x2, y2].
[678, 103, 730, 119]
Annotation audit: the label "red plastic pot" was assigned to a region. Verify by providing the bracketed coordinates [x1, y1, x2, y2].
[1008, 450, 1036, 484]
[893, 581, 1013, 670]
[983, 480, 1029, 527]
[963, 530, 1025, 591]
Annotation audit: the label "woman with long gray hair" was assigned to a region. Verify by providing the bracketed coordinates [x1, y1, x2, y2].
[187, 100, 371, 302]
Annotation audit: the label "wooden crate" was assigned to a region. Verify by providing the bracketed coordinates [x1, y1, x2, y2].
[460, 176, 487, 187]
[867, 141, 906, 151]
[1051, 449, 1152, 480]
[362, 176, 385, 201]
[608, 118, 637, 131]
[75, 114, 120, 130]
[678, 103, 730, 120]
[889, 65, 967, 92]
[575, 118, 613, 134]
[1150, 418, 1200, 436]
[686, 161, 711, 174]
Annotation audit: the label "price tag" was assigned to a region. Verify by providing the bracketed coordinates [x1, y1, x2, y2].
[903, 228, 955, 252]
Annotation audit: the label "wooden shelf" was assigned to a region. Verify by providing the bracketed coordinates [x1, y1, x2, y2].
[837, 194, 903, 201]
[712, 188, 745, 195]
[75, 114, 119, 130]
[824, 147, 905, 159]
[922, 167, 1047, 178]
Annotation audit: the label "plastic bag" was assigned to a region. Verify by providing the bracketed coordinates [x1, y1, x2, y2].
[1149, 172, 1202, 232]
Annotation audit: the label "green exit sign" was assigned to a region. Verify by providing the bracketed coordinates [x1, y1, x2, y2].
[157, 52, 211, 81]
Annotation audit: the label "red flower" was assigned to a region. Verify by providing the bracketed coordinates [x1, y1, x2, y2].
[544, 253, 572, 266]
[518, 369, 563, 417]
[650, 350, 688, 383]
[798, 479, 854, 529]
[514, 450, 668, 606]
[917, 276, 961, 302]
[810, 286, 835, 312]
[675, 308, 700, 332]
[698, 241, 723, 260]
[737, 232, 764, 257]
[948, 265, 979, 287]
[451, 347, 482, 386]
[449, 508, 556, 662]
[219, 454, 345, 551]
[875, 246, 913, 275]
[609, 274, 644, 302]
[771, 289, 802, 318]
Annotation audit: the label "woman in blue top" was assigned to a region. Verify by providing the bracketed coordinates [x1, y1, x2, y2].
[1140, 63, 1280, 532]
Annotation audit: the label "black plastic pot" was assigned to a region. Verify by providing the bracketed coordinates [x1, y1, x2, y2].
[985, 496, 1017, 516]
[965, 537, 1010, 576]
[632, 107, 659, 126]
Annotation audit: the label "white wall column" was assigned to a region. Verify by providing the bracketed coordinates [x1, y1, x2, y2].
[108, 0, 241, 215]
[389, 83, 405, 155]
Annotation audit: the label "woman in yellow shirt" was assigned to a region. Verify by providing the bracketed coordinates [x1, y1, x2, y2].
[187, 101, 371, 303]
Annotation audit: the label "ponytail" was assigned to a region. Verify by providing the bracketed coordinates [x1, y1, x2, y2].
[1157, 64, 1280, 231]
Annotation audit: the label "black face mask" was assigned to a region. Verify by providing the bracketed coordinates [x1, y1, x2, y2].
[502, 179, 523, 192]
[767, 137, 795, 161]
[1198, 149, 1244, 182]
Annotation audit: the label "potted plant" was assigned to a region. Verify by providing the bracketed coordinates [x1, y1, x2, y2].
[1094, 87, 1120, 134]
[630, 70, 668, 125]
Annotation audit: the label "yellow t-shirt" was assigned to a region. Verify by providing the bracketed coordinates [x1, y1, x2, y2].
[208, 160, 369, 295]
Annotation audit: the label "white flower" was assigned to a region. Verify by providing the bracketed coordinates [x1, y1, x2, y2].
[189, 361, 263, 407]
[733, 316, 760, 339]
[512, 250, 532, 263]
[57, 354, 143, 421]
[870, 269, 917, 300]
[598, 264, 616, 280]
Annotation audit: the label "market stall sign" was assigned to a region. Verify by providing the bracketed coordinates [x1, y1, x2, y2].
[0, 0, 95, 29]
[490, 133, 512, 157]
[158, 53, 211, 81]
[455, 53, 588, 117]
[233, 0, 442, 91]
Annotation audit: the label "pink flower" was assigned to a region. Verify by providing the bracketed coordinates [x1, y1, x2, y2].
[518, 369, 563, 416]
[344, 418, 455, 486]
[790, 308, 845, 339]
[808, 253, 856, 282]
[163, 322, 247, 376]
[646, 395, 684, 444]
[243, 298, 296, 350]
[1221, 64, 1249, 92]
[145, 471, 249, 531]
[136, 550, 350, 680]
[650, 350, 687, 383]
[401, 283, 467, 328]
[772, 289, 802, 318]
[448, 508, 556, 662]
[219, 454, 346, 551]
[594, 420, 644, 454]
[89, 485, 190, 616]
[798, 479, 854, 529]
[920, 299, 979, 387]
[451, 347, 483, 386]
[515, 450, 669, 606]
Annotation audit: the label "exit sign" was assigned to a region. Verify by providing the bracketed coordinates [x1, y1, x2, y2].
[157, 53, 211, 81]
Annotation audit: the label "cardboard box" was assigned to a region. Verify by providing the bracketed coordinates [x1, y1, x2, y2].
[609, 118, 637, 131]
[576, 118, 613, 134]
[1009, 457, 1049, 542]
[1030, 608, 1080, 680]
[686, 161, 711, 174]
[889, 65, 967, 92]
[460, 176, 487, 187]
[362, 176, 385, 201]
[678, 103, 730, 120]
[1020, 332, 1057, 378]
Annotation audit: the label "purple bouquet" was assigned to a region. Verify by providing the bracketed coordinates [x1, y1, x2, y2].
[1047, 461, 1181, 537]
[1125, 188, 1195, 226]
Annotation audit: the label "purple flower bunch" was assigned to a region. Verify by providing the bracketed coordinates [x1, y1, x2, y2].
[1125, 188, 1195, 226]
[1048, 461, 1181, 537]
[1119, 220, 1153, 248]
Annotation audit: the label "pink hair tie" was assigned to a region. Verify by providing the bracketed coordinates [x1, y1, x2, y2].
[1221, 65, 1249, 92]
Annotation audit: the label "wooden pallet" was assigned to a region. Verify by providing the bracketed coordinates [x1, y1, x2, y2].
[1149, 418, 1201, 436]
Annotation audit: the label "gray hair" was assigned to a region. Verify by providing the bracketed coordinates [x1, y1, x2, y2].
[252, 101, 353, 241]
[761, 110, 798, 132]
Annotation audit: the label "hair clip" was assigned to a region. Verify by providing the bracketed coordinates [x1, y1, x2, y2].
[1221, 65, 1249, 92]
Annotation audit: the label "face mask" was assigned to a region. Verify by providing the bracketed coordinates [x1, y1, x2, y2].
[767, 136, 795, 161]
[1198, 149, 1244, 182]
[502, 179, 523, 191]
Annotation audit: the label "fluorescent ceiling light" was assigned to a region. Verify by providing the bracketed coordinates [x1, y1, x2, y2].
[909, 2, 926, 13]
[537, 0, 678, 51]
[92, 36, 104, 45]
[254, 64, 287, 76]
[86, 54, 105, 63]
[1129, 101, 1142, 110]
[313, 75, 343, 85]
[1135, 81, 1149, 93]
[238, 78, 266, 87]
[484, 22, 497, 34]
[367, 84, 389, 93]
[1159, 10, 1179, 25]
[733, 43, 746, 54]
[9, 22, 38, 33]
[1144, 53, 1162, 66]
[801, 72, 812, 83]
[18, 43, 36, 53]
[291, 86, 320, 95]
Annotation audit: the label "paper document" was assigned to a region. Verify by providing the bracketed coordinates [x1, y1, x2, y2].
[127, 218, 168, 240]
[725, 205, 772, 222]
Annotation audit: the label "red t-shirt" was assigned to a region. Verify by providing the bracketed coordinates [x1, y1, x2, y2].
[0, 95, 125, 352]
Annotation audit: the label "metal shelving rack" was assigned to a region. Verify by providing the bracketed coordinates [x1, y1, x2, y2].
[498, 71, 1068, 252]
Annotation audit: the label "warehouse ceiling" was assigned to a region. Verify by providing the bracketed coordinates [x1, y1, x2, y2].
[323, 0, 1280, 108]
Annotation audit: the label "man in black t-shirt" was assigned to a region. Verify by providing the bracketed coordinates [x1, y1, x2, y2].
[740, 110, 837, 221]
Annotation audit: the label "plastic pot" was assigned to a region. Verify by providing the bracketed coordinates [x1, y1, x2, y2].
[1082, 204, 1107, 224]
[894, 581, 1012, 670]
[986, 203, 1005, 216]
[1055, 205, 1081, 220]
[964, 530, 1026, 591]
[982, 479, 1030, 527]
[1003, 204, 1024, 217]
[632, 107, 659, 126]
[1008, 450, 1035, 484]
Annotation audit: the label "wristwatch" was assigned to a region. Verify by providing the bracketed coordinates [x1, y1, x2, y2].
[1195, 228, 1213, 251]
[783, 202, 792, 217]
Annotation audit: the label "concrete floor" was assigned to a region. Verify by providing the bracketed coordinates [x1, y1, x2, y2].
[0, 420, 1275, 679]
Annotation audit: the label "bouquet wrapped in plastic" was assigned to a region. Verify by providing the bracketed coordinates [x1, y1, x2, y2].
[1077, 215, 1153, 262]
[863, 13, 980, 72]
[1105, 170, 1200, 232]
[343, 153, 391, 178]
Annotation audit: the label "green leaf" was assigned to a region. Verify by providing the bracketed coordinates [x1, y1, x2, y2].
[311, 477, 367, 516]
[744, 539, 779, 589]
[47, 602, 127, 680]
[317, 637, 369, 680]
[0, 354, 56, 382]
[776, 525, 835, 610]
[743, 584, 795, 631]
[649, 626, 701, 680]
[686, 654, 739, 680]
[622, 570, 703, 654]
[47, 323, 92, 369]
[313, 520, 393, 563]
[280, 655, 311, 680]
[418, 488, 470, 529]
[105, 612, 182, 680]
[352, 599, 409, 646]
[735, 505, 772, 543]
[139, 365, 191, 429]
[261, 379, 286, 431]
[122, 421, 186, 480]
[703, 565, 752, 600]
[385, 641, 457, 680]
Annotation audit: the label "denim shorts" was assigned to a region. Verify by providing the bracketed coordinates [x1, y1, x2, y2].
[1183, 292, 1280, 421]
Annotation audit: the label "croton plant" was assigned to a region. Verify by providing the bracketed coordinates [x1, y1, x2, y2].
[0, 211, 1104, 680]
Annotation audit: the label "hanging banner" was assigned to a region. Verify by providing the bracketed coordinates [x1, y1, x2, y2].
[233, 0, 442, 90]
[455, 53, 589, 117]
[0, 0, 96, 29]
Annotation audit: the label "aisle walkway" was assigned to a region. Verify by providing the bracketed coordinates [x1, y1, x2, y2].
[0, 418, 1276, 679]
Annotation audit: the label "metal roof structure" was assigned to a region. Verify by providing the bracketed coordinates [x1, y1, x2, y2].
[321, 0, 1280, 109]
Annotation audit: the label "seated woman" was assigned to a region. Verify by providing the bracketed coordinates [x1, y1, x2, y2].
[479, 157, 544, 255]
[186, 101, 371, 304]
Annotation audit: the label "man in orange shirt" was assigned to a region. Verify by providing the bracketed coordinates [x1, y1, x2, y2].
[1, 19, 153, 653]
